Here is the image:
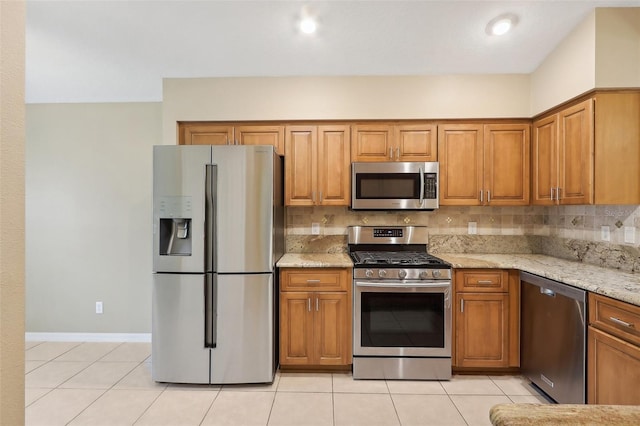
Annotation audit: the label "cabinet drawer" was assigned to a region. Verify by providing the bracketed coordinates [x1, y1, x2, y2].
[281, 268, 349, 292]
[589, 293, 640, 346]
[455, 269, 508, 292]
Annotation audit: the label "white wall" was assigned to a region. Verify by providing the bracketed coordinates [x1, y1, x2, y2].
[162, 75, 531, 144]
[26, 103, 161, 333]
[530, 11, 596, 115]
[595, 8, 640, 88]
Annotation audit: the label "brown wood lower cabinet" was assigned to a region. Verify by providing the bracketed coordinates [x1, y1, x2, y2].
[279, 268, 351, 368]
[588, 293, 640, 404]
[453, 269, 520, 369]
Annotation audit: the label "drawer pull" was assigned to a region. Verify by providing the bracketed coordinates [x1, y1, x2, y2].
[610, 316, 635, 328]
[306, 279, 321, 284]
[477, 280, 494, 285]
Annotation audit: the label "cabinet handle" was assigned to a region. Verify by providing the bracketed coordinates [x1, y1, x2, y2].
[557, 187, 562, 201]
[460, 299, 464, 313]
[479, 191, 483, 203]
[311, 191, 316, 203]
[319, 191, 323, 202]
[316, 297, 319, 311]
[306, 279, 321, 284]
[487, 190, 491, 204]
[610, 316, 635, 328]
[396, 147, 400, 160]
[389, 147, 393, 159]
[308, 298, 311, 312]
[477, 280, 494, 285]
[550, 187, 555, 201]
[235, 139, 239, 145]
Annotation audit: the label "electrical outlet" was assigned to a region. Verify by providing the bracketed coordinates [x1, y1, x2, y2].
[601, 226, 611, 242]
[624, 226, 635, 244]
[311, 222, 320, 235]
[96, 301, 103, 314]
[468, 222, 477, 235]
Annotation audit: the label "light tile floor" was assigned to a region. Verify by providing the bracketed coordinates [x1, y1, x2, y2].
[25, 342, 549, 426]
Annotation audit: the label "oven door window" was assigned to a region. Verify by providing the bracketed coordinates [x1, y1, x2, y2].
[355, 173, 420, 200]
[360, 292, 445, 348]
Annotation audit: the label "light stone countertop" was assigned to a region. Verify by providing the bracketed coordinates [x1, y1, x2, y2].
[489, 403, 640, 425]
[276, 251, 640, 307]
[435, 253, 640, 307]
[277, 253, 353, 268]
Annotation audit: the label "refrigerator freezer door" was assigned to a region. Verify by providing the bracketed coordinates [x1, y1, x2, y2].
[152, 273, 211, 384]
[213, 146, 275, 273]
[210, 273, 275, 384]
[153, 145, 211, 273]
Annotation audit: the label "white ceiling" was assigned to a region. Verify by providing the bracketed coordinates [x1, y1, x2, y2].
[26, 0, 640, 103]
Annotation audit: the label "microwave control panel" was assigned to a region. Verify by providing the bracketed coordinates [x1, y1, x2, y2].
[424, 173, 437, 199]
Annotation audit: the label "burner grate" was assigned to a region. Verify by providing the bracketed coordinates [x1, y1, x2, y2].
[351, 251, 446, 267]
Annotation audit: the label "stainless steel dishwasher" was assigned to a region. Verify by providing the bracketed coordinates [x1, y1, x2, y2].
[520, 271, 587, 404]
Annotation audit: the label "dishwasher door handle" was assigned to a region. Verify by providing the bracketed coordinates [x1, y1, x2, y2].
[540, 287, 556, 297]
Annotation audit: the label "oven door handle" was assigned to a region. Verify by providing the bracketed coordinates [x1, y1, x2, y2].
[355, 281, 450, 289]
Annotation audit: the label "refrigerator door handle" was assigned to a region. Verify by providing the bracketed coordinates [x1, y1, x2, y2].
[205, 164, 217, 272]
[205, 274, 217, 348]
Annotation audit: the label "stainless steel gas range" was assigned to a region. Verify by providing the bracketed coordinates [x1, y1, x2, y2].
[348, 226, 452, 380]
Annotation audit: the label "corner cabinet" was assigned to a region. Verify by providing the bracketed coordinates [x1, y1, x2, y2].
[351, 123, 437, 162]
[285, 125, 351, 206]
[438, 123, 530, 206]
[588, 293, 640, 405]
[178, 122, 285, 154]
[453, 269, 520, 369]
[532, 92, 640, 205]
[279, 268, 352, 367]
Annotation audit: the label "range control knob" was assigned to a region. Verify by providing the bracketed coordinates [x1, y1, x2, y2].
[419, 271, 431, 280]
[378, 269, 387, 278]
[365, 269, 374, 278]
[397, 270, 407, 279]
[432, 270, 442, 278]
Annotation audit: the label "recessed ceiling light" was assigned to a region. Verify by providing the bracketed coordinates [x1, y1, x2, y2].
[486, 14, 518, 36]
[298, 5, 318, 35]
[299, 17, 317, 34]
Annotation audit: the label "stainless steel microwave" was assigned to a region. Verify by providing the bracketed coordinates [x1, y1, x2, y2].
[351, 162, 439, 210]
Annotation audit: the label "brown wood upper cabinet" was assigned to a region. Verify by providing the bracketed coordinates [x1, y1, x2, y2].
[285, 125, 351, 206]
[438, 123, 530, 206]
[351, 123, 437, 162]
[532, 92, 640, 205]
[178, 122, 285, 154]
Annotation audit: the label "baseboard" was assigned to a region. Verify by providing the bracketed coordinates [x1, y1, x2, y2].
[25, 332, 151, 343]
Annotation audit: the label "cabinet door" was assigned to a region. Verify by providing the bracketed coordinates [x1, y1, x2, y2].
[314, 292, 349, 365]
[558, 99, 594, 205]
[456, 293, 509, 368]
[285, 126, 317, 206]
[532, 115, 558, 205]
[235, 125, 284, 154]
[180, 123, 233, 145]
[438, 124, 484, 205]
[317, 125, 351, 206]
[483, 124, 530, 206]
[351, 124, 394, 162]
[280, 292, 314, 365]
[395, 124, 437, 162]
[588, 326, 640, 405]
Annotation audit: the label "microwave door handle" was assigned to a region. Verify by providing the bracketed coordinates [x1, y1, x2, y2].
[419, 167, 425, 205]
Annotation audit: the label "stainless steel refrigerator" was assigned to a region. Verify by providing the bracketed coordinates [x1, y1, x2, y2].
[152, 145, 283, 384]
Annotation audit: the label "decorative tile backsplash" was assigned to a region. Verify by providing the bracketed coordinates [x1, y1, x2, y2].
[285, 205, 640, 272]
[286, 205, 640, 245]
